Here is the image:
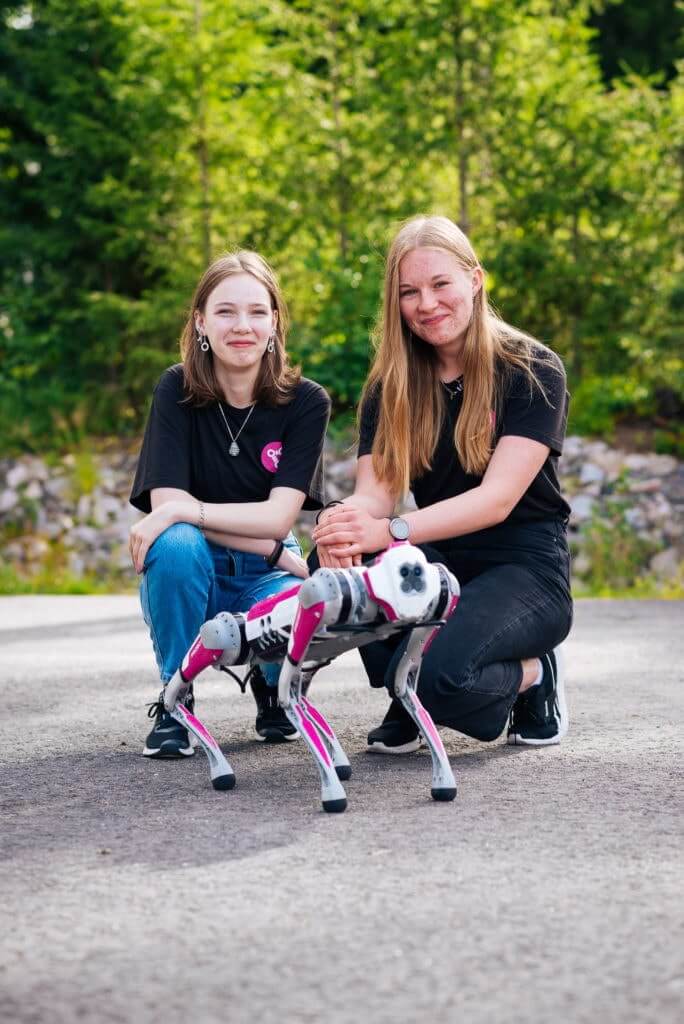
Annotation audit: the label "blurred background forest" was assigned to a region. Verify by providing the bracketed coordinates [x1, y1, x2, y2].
[1, 0, 683, 454]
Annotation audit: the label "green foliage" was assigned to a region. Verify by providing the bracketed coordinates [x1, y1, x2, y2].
[574, 500, 662, 591]
[70, 450, 100, 497]
[0, 543, 133, 594]
[0, 0, 682, 450]
[0, 560, 131, 595]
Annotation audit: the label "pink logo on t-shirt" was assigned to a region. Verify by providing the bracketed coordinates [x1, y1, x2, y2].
[261, 441, 282, 472]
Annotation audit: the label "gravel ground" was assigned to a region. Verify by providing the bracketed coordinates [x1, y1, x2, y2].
[1, 596, 682, 1024]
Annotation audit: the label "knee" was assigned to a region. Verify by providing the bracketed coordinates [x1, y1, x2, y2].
[145, 523, 210, 577]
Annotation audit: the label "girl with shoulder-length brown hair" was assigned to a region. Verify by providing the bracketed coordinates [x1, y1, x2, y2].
[129, 250, 331, 755]
[180, 250, 300, 408]
[313, 214, 573, 755]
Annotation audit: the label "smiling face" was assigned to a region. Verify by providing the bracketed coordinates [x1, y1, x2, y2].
[195, 272, 276, 376]
[398, 247, 482, 358]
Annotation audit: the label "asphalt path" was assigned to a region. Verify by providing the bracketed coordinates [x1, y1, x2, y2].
[1, 596, 682, 1024]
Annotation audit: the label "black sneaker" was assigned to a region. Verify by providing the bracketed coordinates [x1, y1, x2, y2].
[250, 667, 299, 743]
[507, 647, 568, 746]
[143, 685, 196, 758]
[367, 698, 423, 754]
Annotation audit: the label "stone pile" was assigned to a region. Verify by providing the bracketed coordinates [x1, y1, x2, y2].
[0, 437, 682, 587]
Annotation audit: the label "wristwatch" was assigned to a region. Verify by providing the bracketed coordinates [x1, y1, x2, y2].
[388, 516, 410, 541]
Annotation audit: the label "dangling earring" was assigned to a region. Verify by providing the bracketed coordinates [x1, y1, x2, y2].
[196, 324, 209, 353]
[267, 334, 276, 354]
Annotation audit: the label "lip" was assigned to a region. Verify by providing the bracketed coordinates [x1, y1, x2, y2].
[421, 314, 449, 326]
[227, 340, 256, 347]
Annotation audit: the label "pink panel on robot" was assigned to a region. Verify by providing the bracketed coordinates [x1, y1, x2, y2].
[294, 705, 332, 766]
[423, 594, 459, 656]
[412, 695, 447, 754]
[301, 696, 334, 739]
[289, 602, 324, 662]
[246, 584, 301, 621]
[363, 568, 398, 622]
[181, 634, 223, 677]
[175, 706, 219, 750]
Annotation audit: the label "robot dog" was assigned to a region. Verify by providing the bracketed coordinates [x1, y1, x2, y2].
[162, 543, 460, 813]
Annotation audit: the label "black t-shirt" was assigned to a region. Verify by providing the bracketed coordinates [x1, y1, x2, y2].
[358, 351, 571, 529]
[130, 365, 330, 513]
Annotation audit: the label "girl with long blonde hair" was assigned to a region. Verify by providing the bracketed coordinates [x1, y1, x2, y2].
[130, 251, 330, 754]
[313, 215, 572, 751]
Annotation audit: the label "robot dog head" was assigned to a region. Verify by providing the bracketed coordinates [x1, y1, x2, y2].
[363, 544, 440, 623]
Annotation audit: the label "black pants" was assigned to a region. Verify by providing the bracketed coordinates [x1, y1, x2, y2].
[359, 521, 573, 742]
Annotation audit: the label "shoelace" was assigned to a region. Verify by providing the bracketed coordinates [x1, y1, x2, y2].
[146, 696, 166, 721]
[146, 689, 193, 720]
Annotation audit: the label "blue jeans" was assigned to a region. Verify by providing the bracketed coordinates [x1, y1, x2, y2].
[140, 523, 302, 686]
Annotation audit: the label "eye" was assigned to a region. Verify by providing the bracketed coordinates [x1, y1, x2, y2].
[400, 289, 416, 298]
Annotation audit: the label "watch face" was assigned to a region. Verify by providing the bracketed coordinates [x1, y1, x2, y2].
[389, 517, 410, 541]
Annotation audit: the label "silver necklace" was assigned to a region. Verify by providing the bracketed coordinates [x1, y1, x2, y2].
[442, 376, 464, 399]
[217, 401, 256, 456]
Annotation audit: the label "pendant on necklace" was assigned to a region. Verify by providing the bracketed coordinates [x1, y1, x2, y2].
[229, 442, 240, 457]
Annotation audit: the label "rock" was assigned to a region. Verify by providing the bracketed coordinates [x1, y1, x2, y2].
[77, 495, 91, 521]
[624, 507, 648, 530]
[646, 455, 678, 476]
[6, 464, 29, 489]
[25, 537, 50, 561]
[663, 519, 684, 541]
[623, 454, 651, 473]
[68, 553, 86, 576]
[44, 476, 70, 499]
[4, 541, 25, 562]
[649, 548, 682, 580]
[24, 457, 49, 482]
[561, 435, 584, 461]
[579, 463, 606, 486]
[44, 521, 65, 540]
[327, 457, 356, 482]
[71, 525, 99, 547]
[572, 553, 592, 577]
[24, 480, 42, 500]
[570, 495, 595, 522]
[628, 478, 662, 494]
[0, 489, 19, 513]
[662, 470, 684, 504]
[588, 449, 625, 478]
[625, 453, 677, 476]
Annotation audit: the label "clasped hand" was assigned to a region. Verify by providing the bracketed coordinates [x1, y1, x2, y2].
[311, 505, 390, 569]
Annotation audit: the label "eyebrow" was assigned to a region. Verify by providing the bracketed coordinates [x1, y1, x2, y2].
[399, 274, 452, 288]
[213, 301, 270, 309]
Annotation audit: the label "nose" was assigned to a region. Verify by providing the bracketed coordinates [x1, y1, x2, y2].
[417, 288, 438, 313]
[233, 311, 250, 332]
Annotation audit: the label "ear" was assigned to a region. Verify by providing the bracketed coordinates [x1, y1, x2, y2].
[472, 267, 484, 295]
[194, 312, 205, 334]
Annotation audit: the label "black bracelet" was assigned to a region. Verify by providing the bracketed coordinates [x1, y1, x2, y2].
[266, 540, 285, 568]
[315, 499, 344, 525]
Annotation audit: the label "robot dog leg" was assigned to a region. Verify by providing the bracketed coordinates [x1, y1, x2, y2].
[163, 612, 247, 791]
[388, 565, 460, 801]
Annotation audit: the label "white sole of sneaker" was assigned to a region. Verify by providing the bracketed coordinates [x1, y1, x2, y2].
[254, 731, 300, 743]
[142, 744, 195, 757]
[367, 737, 423, 755]
[507, 645, 569, 746]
